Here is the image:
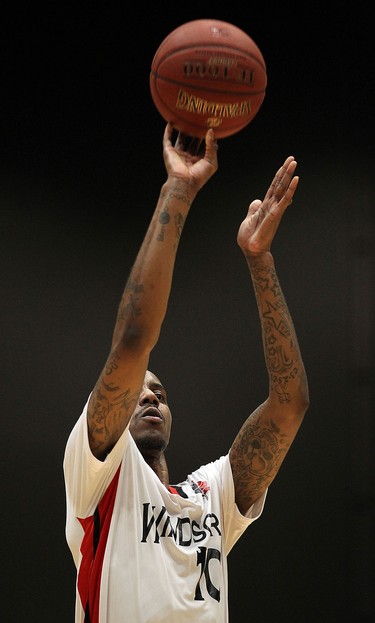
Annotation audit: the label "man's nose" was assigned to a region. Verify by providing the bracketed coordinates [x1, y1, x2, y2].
[140, 389, 159, 405]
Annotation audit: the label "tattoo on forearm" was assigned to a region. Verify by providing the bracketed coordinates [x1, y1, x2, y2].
[161, 188, 191, 207]
[271, 367, 299, 403]
[157, 206, 185, 246]
[157, 188, 188, 243]
[175, 212, 184, 242]
[252, 261, 301, 404]
[263, 299, 290, 338]
[125, 280, 144, 295]
[157, 209, 170, 241]
[124, 293, 142, 319]
[116, 281, 144, 322]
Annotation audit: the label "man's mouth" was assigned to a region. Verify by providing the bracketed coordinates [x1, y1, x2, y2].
[140, 407, 163, 423]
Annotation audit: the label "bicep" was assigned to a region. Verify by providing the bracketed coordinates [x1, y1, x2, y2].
[87, 346, 149, 459]
[229, 400, 303, 515]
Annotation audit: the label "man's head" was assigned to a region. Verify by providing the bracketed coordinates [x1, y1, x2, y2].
[129, 370, 172, 457]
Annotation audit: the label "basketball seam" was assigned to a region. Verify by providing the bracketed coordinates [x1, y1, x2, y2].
[152, 44, 266, 72]
[150, 73, 266, 97]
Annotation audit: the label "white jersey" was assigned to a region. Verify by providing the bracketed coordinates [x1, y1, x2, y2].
[63, 398, 267, 623]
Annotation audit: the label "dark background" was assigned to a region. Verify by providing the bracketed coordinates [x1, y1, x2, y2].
[1, 2, 374, 622]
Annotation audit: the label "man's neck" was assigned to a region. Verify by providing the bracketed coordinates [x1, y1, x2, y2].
[142, 452, 169, 488]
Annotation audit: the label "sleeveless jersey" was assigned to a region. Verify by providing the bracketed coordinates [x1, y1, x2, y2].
[63, 398, 266, 622]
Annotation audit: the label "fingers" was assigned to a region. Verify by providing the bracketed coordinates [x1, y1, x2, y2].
[247, 199, 262, 216]
[174, 130, 203, 155]
[174, 130, 187, 151]
[275, 157, 297, 190]
[266, 156, 298, 206]
[204, 128, 218, 149]
[187, 136, 204, 155]
[167, 123, 218, 158]
[164, 122, 173, 140]
[284, 174, 299, 206]
[203, 128, 218, 166]
[163, 123, 174, 150]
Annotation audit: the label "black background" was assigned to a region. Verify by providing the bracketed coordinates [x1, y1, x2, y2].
[1, 2, 374, 622]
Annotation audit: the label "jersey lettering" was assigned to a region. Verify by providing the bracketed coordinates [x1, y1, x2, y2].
[194, 546, 221, 602]
[141, 503, 221, 544]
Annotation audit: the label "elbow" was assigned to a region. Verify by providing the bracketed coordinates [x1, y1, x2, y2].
[294, 383, 310, 422]
[273, 378, 310, 424]
[290, 367, 310, 419]
[300, 375, 310, 414]
[294, 371, 310, 412]
[298, 393, 310, 419]
[118, 324, 160, 354]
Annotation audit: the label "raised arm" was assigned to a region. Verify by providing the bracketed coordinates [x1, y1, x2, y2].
[230, 156, 309, 514]
[87, 124, 218, 459]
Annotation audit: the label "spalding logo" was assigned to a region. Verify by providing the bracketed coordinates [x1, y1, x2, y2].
[176, 89, 253, 124]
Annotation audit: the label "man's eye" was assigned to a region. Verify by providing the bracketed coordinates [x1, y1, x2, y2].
[155, 391, 166, 402]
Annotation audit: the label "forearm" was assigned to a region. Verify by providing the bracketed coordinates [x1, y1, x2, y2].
[87, 125, 218, 457]
[111, 178, 195, 351]
[247, 251, 309, 411]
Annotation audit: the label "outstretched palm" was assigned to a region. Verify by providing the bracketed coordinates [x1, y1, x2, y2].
[237, 156, 299, 257]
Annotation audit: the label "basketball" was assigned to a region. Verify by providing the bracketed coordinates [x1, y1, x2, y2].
[150, 19, 267, 139]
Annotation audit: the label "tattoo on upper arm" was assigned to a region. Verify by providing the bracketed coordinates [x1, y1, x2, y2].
[87, 347, 139, 453]
[88, 381, 138, 451]
[231, 409, 290, 503]
[103, 351, 120, 378]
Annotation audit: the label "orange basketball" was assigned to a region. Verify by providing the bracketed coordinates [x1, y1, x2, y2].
[150, 19, 267, 139]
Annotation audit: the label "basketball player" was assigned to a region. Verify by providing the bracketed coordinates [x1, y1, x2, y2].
[63, 123, 309, 622]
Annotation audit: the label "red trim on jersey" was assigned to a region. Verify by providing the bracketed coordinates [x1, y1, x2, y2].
[77, 466, 121, 623]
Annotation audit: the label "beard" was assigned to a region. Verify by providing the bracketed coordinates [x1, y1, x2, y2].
[133, 432, 167, 454]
